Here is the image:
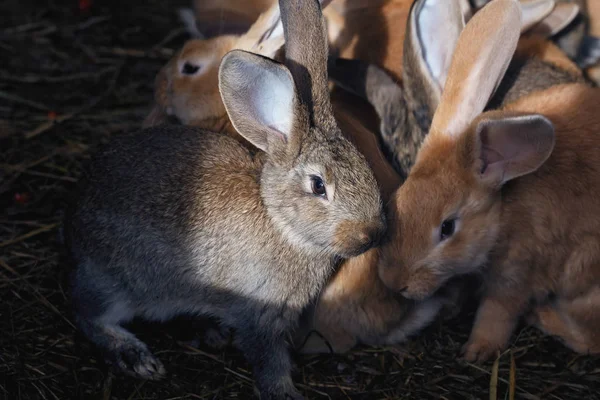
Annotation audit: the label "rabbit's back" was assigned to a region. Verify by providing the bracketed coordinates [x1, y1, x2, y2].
[498, 83, 600, 294]
[64, 126, 294, 317]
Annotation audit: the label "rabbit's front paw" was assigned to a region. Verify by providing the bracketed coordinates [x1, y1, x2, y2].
[109, 341, 166, 380]
[256, 380, 305, 400]
[268, 388, 304, 400]
[284, 389, 305, 400]
[460, 337, 502, 364]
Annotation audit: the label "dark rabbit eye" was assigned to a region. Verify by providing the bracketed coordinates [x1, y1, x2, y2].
[181, 62, 200, 75]
[440, 219, 456, 241]
[310, 176, 326, 198]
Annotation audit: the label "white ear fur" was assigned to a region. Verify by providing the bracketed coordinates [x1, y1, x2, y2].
[475, 114, 555, 187]
[429, 0, 523, 137]
[415, 0, 472, 96]
[219, 50, 296, 153]
[235, 2, 284, 57]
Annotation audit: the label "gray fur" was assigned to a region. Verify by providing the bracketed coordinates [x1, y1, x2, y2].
[64, 1, 384, 399]
[575, 35, 600, 68]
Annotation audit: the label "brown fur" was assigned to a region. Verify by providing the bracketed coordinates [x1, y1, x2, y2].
[142, 1, 286, 143]
[324, 0, 412, 81]
[589, 0, 600, 36]
[384, 83, 600, 361]
[515, 35, 582, 75]
[527, 286, 600, 353]
[380, 0, 600, 361]
[295, 95, 465, 354]
[142, 36, 255, 148]
[192, 0, 275, 37]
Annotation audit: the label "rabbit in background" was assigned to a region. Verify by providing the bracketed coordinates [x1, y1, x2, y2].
[142, 0, 288, 141]
[328, 0, 588, 180]
[64, 0, 385, 398]
[374, 0, 600, 361]
[475, 0, 600, 84]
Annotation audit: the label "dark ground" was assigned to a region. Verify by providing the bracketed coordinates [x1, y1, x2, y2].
[1, 1, 599, 399]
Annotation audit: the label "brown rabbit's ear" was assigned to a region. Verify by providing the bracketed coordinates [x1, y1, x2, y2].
[526, 3, 581, 38]
[429, 0, 522, 138]
[405, 0, 473, 106]
[469, 114, 555, 188]
[237, 0, 334, 60]
[218, 50, 300, 155]
[471, 0, 558, 34]
[235, 1, 284, 58]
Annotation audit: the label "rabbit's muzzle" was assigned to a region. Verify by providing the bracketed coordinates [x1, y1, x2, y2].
[333, 219, 386, 258]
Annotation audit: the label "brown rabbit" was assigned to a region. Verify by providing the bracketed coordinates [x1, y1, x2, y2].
[142, 0, 287, 136]
[328, 0, 586, 178]
[377, 0, 600, 362]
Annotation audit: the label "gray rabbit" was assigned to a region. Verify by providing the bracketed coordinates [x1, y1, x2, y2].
[63, 0, 384, 399]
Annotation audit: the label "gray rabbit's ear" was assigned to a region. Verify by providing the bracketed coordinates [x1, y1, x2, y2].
[219, 49, 300, 154]
[405, 0, 472, 105]
[328, 58, 406, 139]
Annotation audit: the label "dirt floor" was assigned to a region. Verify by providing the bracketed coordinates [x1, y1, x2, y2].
[1, 1, 599, 399]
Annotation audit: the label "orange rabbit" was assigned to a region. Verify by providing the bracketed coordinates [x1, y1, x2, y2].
[378, 0, 600, 362]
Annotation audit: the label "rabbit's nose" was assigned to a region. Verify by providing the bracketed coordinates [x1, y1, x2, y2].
[357, 225, 386, 251]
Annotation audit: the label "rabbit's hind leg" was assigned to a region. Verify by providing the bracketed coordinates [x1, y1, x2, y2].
[529, 288, 600, 355]
[75, 301, 166, 380]
[71, 271, 166, 380]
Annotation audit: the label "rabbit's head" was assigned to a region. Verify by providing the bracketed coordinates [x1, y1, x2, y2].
[218, 0, 385, 258]
[143, 36, 237, 128]
[379, 0, 555, 300]
[143, 2, 286, 130]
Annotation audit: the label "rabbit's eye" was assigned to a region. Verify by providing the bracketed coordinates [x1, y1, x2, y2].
[310, 176, 327, 198]
[182, 62, 200, 75]
[440, 219, 455, 241]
